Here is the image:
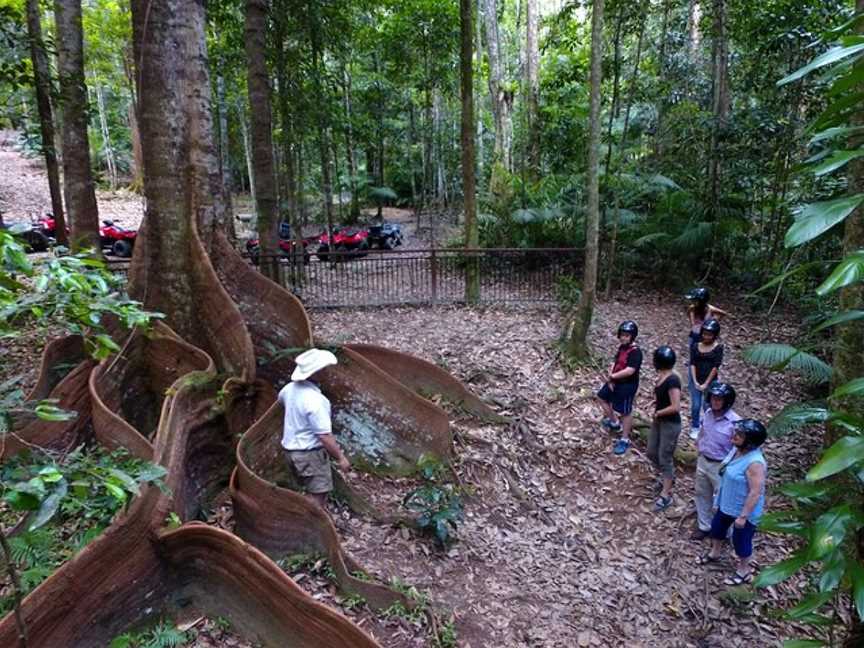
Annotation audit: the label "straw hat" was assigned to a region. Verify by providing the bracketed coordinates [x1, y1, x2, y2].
[291, 348, 338, 381]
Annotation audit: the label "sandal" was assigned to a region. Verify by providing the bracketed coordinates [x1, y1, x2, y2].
[724, 571, 753, 586]
[697, 553, 722, 565]
[654, 495, 673, 512]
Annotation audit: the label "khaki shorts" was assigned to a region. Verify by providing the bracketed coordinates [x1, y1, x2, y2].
[287, 448, 333, 494]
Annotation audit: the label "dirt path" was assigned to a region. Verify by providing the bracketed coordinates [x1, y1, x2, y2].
[312, 296, 813, 648]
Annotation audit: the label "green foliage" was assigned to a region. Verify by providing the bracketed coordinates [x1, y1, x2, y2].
[403, 455, 462, 547]
[0, 446, 167, 615]
[742, 343, 832, 385]
[110, 620, 189, 648]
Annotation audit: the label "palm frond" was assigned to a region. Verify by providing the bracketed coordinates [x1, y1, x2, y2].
[632, 232, 671, 247]
[743, 343, 832, 384]
[670, 222, 713, 251]
[768, 402, 830, 436]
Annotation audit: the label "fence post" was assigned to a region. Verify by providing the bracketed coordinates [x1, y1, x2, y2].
[430, 247, 438, 305]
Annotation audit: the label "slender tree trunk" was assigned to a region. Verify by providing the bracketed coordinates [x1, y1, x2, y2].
[245, 0, 279, 280]
[54, 0, 100, 254]
[566, 0, 604, 360]
[603, 9, 624, 179]
[128, 100, 144, 193]
[482, 0, 514, 176]
[342, 64, 360, 221]
[525, 0, 540, 178]
[687, 0, 702, 61]
[238, 102, 257, 211]
[95, 84, 118, 190]
[25, 0, 66, 244]
[423, 79, 433, 209]
[462, 0, 479, 302]
[216, 75, 231, 194]
[653, 0, 672, 161]
[707, 0, 729, 221]
[319, 127, 334, 240]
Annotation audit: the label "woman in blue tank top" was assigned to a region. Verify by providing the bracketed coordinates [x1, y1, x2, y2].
[696, 419, 767, 585]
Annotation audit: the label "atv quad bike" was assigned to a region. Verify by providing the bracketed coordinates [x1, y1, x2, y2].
[245, 222, 314, 265]
[317, 226, 370, 261]
[367, 221, 404, 250]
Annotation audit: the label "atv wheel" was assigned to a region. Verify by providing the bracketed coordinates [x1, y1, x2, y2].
[112, 239, 133, 258]
[317, 244, 330, 262]
[24, 230, 51, 253]
[382, 236, 396, 250]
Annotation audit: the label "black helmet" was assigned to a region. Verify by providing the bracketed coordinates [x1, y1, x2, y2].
[653, 346, 676, 370]
[687, 287, 710, 304]
[617, 320, 638, 340]
[707, 381, 736, 411]
[700, 318, 721, 337]
[733, 419, 767, 450]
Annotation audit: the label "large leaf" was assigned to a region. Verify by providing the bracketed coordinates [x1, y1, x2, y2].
[758, 511, 809, 537]
[754, 551, 809, 587]
[809, 503, 860, 559]
[809, 125, 864, 144]
[807, 436, 864, 481]
[831, 377, 864, 399]
[817, 250, 864, 295]
[850, 561, 864, 622]
[779, 43, 864, 85]
[818, 548, 847, 592]
[812, 309, 864, 332]
[29, 479, 68, 530]
[768, 403, 829, 436]
[742, 344, 832, 384]
[785, 591, 836, 620]
[782, 639, 826, 648]
[785, 195, 864, 248]
[812, 150, 864, 176]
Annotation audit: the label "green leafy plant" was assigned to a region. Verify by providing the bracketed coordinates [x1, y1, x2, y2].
[402, 455, 463, 548]
[109, 620, 189, 648]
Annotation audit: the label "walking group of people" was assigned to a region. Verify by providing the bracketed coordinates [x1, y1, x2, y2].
[596, 288, 768, 586]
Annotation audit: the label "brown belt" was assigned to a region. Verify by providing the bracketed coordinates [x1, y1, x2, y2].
[286, 447, 323, 453]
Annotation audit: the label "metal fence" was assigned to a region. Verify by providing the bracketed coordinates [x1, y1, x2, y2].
[252, 247, 582, 308]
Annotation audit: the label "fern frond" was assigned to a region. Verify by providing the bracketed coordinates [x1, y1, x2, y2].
[742, 343, 832, 384]
[670, 222, 713, 251]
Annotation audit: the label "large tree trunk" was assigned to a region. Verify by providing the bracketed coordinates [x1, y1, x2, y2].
[462, 0, 479, 302]
[707, 0, 729, 221]
[54, 0, 100, 253]
[525, 0, 540, 178]
[25, 0, 67, 245]
[565, 0, 604, 360]
[482, 0, 514, 175]
[245, 0, 280, 280]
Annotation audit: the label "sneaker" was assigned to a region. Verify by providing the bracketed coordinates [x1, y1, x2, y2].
[654, 495, 673, 512]
[602, 417, 622, 432]
[688, 427, 699, 440]
[690, 528, 709, 541]
[613, 438, 631, 455]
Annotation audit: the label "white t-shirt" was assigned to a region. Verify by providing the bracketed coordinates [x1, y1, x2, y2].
[278, 381, 332, 451]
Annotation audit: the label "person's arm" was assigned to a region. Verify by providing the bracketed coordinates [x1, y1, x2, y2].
[319, 434, 351, 472]
[736, 462, 766, 527]
[699, 367, 718, 390]
[708, 304, 729, 320]
[688, 305, 696, 326]
[699, 346, 723, 389]
[610, 366, 636, 380]
[654, 387, 681, 418]
[690, 363, 702, 390]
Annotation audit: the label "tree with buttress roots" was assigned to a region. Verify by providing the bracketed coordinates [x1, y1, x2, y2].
[0, 1, 501, 645]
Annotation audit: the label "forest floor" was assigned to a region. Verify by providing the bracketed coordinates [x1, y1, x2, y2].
[308, 296, 821, 648]
[1, 134, 822, 646]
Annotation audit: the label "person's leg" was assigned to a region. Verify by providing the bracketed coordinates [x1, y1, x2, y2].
[646, 420, 660, 469]
[694, 456, 718, 533]
[657, 421, 680, 499]
[705, 510, 734, 559]
[597, 384, 619, 426]
[306, 492, 328, 508]
[688, 380, 702, 431]
[731, 522, 756, 577]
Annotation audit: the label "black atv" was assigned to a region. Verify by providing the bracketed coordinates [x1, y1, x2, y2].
[367, 221, 404, 250]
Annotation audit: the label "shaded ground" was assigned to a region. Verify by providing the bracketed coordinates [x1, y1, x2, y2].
[312, 295, 817, 648]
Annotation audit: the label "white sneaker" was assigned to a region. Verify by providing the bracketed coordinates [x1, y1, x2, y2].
[688, 427, 699, 440]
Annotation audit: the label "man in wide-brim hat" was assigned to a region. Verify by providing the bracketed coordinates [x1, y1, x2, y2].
[278, 348, 351, 507]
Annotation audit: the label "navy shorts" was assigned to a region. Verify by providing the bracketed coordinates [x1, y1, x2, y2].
[597, 382, 638, 416]
[709, 510, 756, 558]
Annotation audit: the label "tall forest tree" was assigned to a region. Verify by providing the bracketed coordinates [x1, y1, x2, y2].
[54, 0, 100, 252]
[245, 0, 279, 278]
[25, 0, 67, 245]
[461, 0, 479, 302]
[564, 0, 603, 360]
[524, 0, 540, 177]
[482, 0, 514, 181]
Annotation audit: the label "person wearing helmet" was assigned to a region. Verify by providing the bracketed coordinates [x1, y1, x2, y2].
[685, 287, 728, 347]
[697, 419, 768, 586]
[646, 346, 682, 511]
[597, 320, 642, 455]
[279, 348, 351, 508]
[688, 318, 724, 439]
[691, 382, 740, 541]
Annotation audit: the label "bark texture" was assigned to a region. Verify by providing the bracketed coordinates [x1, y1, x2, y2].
[482, 0, 514, 173]
[525, 0, 540, 177]
[707, 0, 729, 219]
[25, 0, 67, 245]
[245, 0, 279, 277]
[565, 0, 604, 360]
[54, 0, 100, 252]
[461, 0, 479, 302]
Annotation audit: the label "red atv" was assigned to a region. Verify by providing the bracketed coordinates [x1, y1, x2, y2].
[245, 222, 314, 265]
[35, 216, 137, 257]
[317, 226, 370, 261]
[100, 220, 137, 257]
